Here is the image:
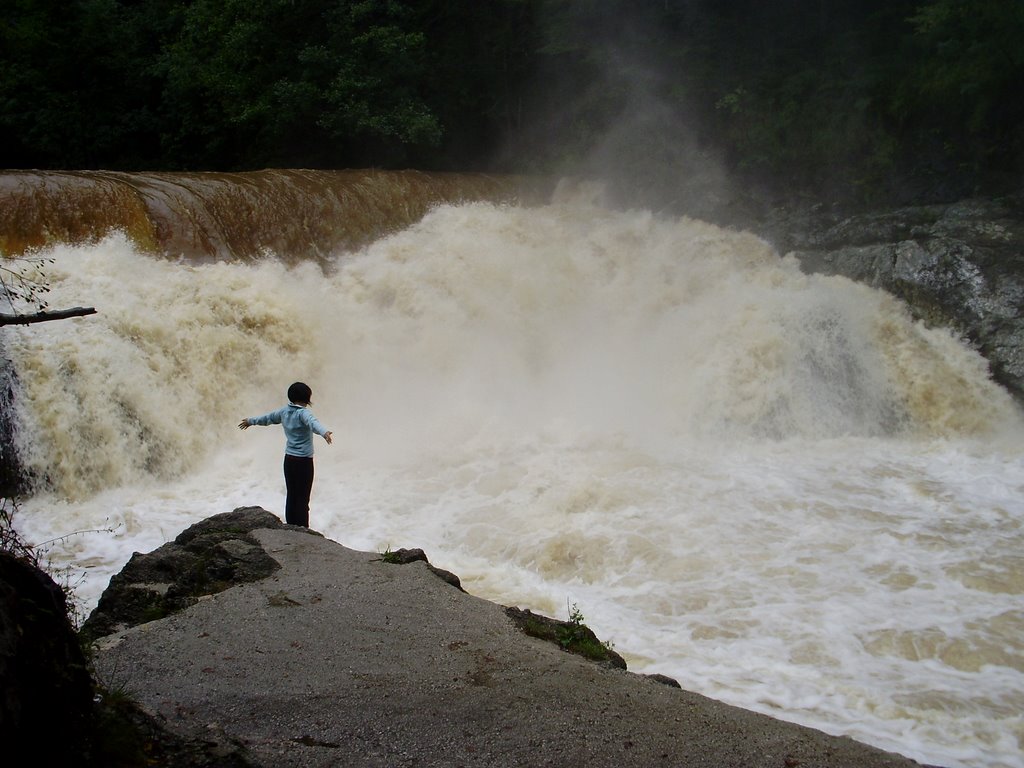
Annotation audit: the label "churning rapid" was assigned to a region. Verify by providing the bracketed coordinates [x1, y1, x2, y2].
[6, 187, 1024, 768]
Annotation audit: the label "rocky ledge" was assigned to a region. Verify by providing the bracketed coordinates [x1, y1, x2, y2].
[758, 195, 1024, 400]
[5, 508, 938, 767]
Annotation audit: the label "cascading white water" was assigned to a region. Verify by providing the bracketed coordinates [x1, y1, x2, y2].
[7, 196, 1024, 768]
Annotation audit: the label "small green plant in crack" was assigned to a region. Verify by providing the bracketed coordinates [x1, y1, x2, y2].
[505, 604, 624, 668]
[557, 602, 616, 661]
[378, 546, 402, 564]
[556, 603, 588, 649]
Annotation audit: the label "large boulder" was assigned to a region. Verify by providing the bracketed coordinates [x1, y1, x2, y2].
[80, 506, 294, 643]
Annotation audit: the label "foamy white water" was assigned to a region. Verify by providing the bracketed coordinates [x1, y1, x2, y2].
[7, 198, 1024, 768]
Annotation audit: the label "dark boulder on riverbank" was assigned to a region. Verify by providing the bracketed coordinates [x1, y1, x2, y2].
[80, 506, 290, 643]
[0, 551, 93, 767]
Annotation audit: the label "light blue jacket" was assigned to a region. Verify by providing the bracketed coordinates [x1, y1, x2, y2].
[247, 403, 330, 457]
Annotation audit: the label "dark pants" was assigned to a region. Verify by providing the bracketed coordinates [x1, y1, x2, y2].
[283, 454, 314, 527]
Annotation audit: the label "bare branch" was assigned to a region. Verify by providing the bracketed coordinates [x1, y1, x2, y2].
[0, 307, 97, 327]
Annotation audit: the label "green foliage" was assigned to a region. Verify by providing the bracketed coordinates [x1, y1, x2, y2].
[509, 602, 617, 664]
[556, 602, 616, 662]
[556, 602, 587, 649]
[131, 0, 452, 168]
[1, 0, 1021, 201]
[0, 496, 38, 565]
[898, 0, 1024, 169]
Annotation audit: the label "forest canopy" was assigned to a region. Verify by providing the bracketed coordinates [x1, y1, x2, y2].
[1, 0, 1021, 208]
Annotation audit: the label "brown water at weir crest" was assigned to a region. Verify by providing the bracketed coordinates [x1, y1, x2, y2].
[0, 168, 549, 261]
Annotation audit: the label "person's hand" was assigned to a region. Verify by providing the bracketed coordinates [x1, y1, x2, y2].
[324, 431, 333, 445]
[238, 419, 251, 430]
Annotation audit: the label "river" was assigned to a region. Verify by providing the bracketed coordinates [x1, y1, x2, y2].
[5, 179, 1023, 768]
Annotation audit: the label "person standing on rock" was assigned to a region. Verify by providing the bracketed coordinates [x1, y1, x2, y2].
[238, 382, 332, 527]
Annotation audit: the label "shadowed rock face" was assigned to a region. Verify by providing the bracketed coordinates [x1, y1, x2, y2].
[80, 506, 291, 644]
[0, 544, 262, 767]
[0, 552, 93, 767]
[768, 196, 1024, 401]
[0, 361, 24, 498]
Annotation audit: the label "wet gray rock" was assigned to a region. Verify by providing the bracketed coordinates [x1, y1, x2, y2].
[772, 196, 1024, 399]
[80, 506, 294, 643]
[88, 522, 932, 768]
[381, 546, 465, 590]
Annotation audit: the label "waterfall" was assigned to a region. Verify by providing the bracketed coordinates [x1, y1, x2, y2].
[3, 179, 1023, 768]
[0, 168, 548, 261]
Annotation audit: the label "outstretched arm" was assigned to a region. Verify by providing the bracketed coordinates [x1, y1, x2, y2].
[300, 409, 333, 445]
[239, 409, 283, 430]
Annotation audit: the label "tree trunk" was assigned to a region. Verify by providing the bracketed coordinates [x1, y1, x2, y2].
[0, 307, 97, 326]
